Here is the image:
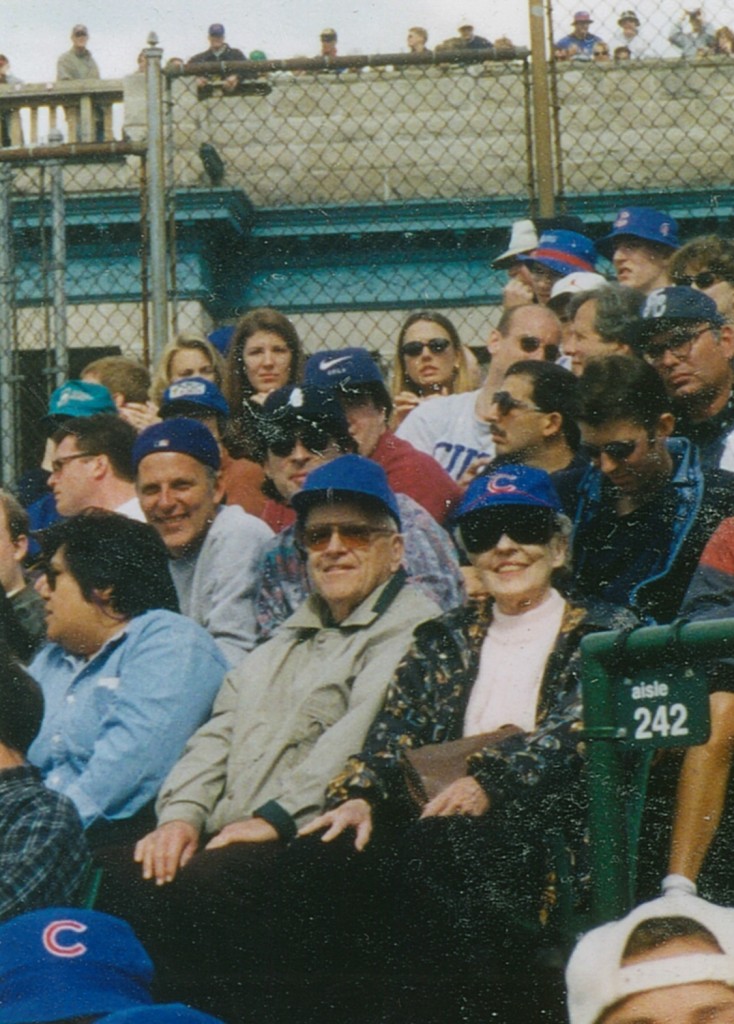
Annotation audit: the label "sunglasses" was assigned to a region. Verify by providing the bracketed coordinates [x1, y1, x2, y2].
[580, 438, 648, 462]
[593, 47, 609, 55]
[268, 427, 334, 458]
[642, 325, 711, 364]
[519, 336, 560, 362]
[300, 523, 394, 552]
[459, 508, 556, 554]
[401, 338, 451, 358]
[672, 271, 725, 290]
[491, 390, 543, 416]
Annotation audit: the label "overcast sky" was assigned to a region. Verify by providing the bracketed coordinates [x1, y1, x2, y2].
[6, 0, 734, 81]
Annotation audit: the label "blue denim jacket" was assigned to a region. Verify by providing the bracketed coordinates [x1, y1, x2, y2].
[28, 610, 228, 827]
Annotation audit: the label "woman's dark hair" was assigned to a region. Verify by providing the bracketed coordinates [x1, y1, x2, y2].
[225, 308, 303, 409]
[577, 354, 671, 431]
[0, 653, 44, 755]
[39, 510, 179, 619]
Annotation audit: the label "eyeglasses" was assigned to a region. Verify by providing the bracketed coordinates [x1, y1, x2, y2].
[491, 390, 543, 416]
[642, 325, 711, 364]
[672, 271, 726, 290]
[50, 452, 95, 474]
[580, 438, 650, 462]
[401, 338, 451, 358]
[459, 508, 556, 554]
[519, 336, 560, 362]
[267, 427, 334, 458]
[73, 31, 88, 37]
[593, 47, 610, 55]
[300, 523, 394, 552]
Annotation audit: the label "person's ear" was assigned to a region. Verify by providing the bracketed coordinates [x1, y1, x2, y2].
[656, 412, 676, 438]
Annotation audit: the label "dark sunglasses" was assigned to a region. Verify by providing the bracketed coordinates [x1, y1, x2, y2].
[301, 523, 393, 552]
[519, 336, 560, 362]
[401, 338, 451, 358]
[268, 426, 333, 458]
[580, 439, 645, 462]
[673, 271, 724, 290]
[459, 508, 556, 554]
[642, 325, 711, 364]
[491, 390, 543, 416]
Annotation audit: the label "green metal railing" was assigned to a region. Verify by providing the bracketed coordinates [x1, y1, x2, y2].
[581, 619, 734, 923]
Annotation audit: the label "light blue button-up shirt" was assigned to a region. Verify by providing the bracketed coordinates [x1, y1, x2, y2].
[28, 609, 228, 827]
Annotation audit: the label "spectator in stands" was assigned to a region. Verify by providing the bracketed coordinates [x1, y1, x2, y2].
[635, 286, 734, 472]
[670, 8, 716, 57]
[564, 283, 640, 375]
[407, 27, 430, 54]
[49, 414, 144, 520]
[150, 331, 226, 406]
[566, 894, 734, 1024]
[454, 19, 493, 50]
[517, 230, 599, 306]
[188, 24, 246, 94]
[0, 658, 88, 922]
[318, 28, 338, 58]
[614, 44, 632, 61]
[81, 355, 158, 433]
[671, 235, 734, 319]
[491, 219, 538, 308]
[592, 42, 611, 61]
[486, 360, 586, 507]
[573, 355, 734, 622]
[221, 308, 303, 508]
[56, 25, 100, 80]
[302, 466, 635, 1018]
[0, 55, 21, 86]
[713, 26, 734, 54]
[547, 270, 608, 351]
[597, 207, 679, 294]
[133, 418, 272, 665]
[304, 347, 462, 524]
[28, 511, 227, 845]
[396, 304, 562, 480]
[0, 490, 45, 659]
[254, 385, 464, 639]
[611, 10, 660, 59]
[555, 12, 605, 60]
[391, 311, 474, 427]
[98, 458, 442, 1005]
[157, 376, 265, 517]
[0, 907, 225, 1023]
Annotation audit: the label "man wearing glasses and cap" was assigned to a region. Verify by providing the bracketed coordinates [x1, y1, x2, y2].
[636, 286, 734, 472]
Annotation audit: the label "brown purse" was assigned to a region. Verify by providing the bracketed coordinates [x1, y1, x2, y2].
[400, 725, 522, 808]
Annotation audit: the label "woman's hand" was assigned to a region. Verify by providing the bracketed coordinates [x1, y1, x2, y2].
[420, 776, 490, 819]
[299, 798, 373, 851]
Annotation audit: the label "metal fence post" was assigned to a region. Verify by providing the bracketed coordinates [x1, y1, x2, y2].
[0, 163, 15, 484]
[48, 131, 69, 386]
[528, 0, 556, 216]
[145, 32, 168, 367]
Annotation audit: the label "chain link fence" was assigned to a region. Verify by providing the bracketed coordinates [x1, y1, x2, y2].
[546, 0, 734, 215]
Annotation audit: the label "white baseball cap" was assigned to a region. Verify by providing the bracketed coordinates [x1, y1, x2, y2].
[491, 219, 538, 269]
[566, 895, 734, 1024]
[548, 271, 608, 308]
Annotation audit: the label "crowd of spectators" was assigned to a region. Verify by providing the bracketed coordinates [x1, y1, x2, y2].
[5, 204, 734, 1022]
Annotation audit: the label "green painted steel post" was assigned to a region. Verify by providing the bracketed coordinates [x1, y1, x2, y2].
[145, 33, 168, 368]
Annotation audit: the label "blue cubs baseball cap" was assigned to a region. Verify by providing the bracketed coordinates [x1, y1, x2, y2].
[45, 380, 117, 423]
[159, 376, 229, 419]
[597, 207, 679, 257]
[451, 464, 562, 523]
[637, 285, 726, 340]
[291, 453, 401, 529]
[0, 908, 153, 1023]
[132, 417, 221, 471]
[518, 230, 598, 277]
[305, 348, 385, 389]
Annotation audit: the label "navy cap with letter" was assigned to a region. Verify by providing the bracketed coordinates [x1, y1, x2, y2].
[159, 376, 229, 418]
[636, 285, 726, 341]
[132, 417, 221, 472]
[451, 464, 562, 523]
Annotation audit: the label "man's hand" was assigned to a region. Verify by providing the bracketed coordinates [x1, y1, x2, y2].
[299, 799, 373, 851]
[134, 820, 200, 886]
[420, 776, 490, 819]
[204, 817, 279, 849]
[502, 268, 536, 310]
[118, 401, 160, 432]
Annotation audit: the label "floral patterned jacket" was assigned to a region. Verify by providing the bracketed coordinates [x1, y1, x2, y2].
[326, 592, 636, 814]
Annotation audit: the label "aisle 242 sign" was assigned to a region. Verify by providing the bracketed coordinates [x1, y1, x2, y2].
[615, 664, 710, 748]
